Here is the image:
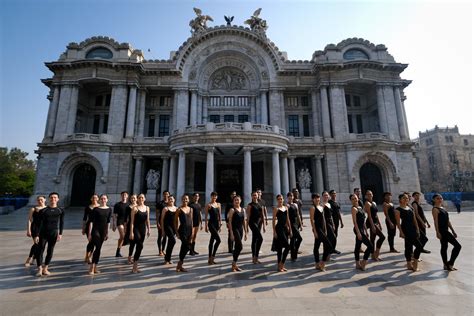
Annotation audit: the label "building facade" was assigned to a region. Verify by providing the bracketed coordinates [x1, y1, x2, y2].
[415, 126, 474, 193]
[33, 15, 420, 206]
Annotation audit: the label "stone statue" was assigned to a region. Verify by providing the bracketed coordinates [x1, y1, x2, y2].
[244, 8, 268, 36]
[189, 7, 214, 35]
[146, 169, 160, 190]
[224, 15, 234, 26]
[298, 167, 312, 190]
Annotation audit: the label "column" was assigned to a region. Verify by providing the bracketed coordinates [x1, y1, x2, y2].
[176, 149, 186, 199]
[383, 85, 400, 140]
[133, 157, 143, 194]
[315, 154, 324, 194]
[243, 147, 253, 205]
[172, 91, 178, 130]
[320, 86, 331, 138]
[250, 96, 256, 123]
[311, 89, 321, 137]
[197, 95, 203, 124]
[202, 95, 208, 124]
[175, 89, 189, 129]
[281, 155, 289, 196]
[272, 149, 281, 196]
[329, 85, 348, 137]
[161, 156, 169, 193]
[393, 86, 408, 140]
[125, 86, 137, 138]
[44, 86, 60, 138]
[190, 90, 198, 125]
[205, 147, 214, 203]
[137, 90, 146, 137]
[66, 84, 79, 134]
[53, 84, 72, 138]
[108, 84, 128, 137]
[376, 85, 389, 134]
[289, 156, 296, 190]
[168, 155, 177, 195]
[260, 90, 268, 124]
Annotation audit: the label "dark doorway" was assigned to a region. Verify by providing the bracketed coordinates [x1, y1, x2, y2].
[216, 164, 242, 204]
[70, 163, 96, 206]
[360, 162, 383, 204]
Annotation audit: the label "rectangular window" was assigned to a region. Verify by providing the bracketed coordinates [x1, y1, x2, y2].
[150, 97, 158, 107]
[209, 115, 220, 123]
[224, 115, 234, 122]
[105, 94, 111, 107]
[464, 139, 469, 145]
[237, 96, 249, 106]
[210, 97, 220, 107]
[353, 95, 361, 107]
[160, 96, 172, 107]
[301, 96, 309, 107]
[356, 115, 363, 133]
[238, 115, 249, 123]
[148, 115, 155, 137]
[302, 115, 310, 136]
[345, 94, 351, 107]
[348, 114, 353, 133]
[288, 115, 300, 136]
[223, 96, 235, 106]
[95, 95, 103, 107]
[92, 115, 100, 134]
[286, 96, 298, 107]
[103, 115, 108, 133]
[158, 115, 170, 137]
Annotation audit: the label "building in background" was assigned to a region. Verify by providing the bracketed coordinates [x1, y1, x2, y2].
[33, 11, 420, 206]
[415, 126, 474, 193]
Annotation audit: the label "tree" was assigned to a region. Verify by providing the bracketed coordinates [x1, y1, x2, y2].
[0, 147, 36, 196]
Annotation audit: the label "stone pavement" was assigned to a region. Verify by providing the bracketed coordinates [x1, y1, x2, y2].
[1, 206, 473, 315]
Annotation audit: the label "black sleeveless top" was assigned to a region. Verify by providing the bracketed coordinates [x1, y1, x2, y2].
[190, 202, 202, 227]
[313, 205, 326, 233]
[366, 201, 380, 225]
[134, 208, 147, 230]
[177, 208, 192, 238]
[231, 208, 245, 232]
[354, 206, 366, 232]
[208, 205, 220, 227]
[384, 203, 396, 223]
[248, 202, 263, 225]
[31, 208, 43, 237]
[396, 206, 417, 238]
[434, 206, 449, 233]
[288, 203, 299, 227]
[164, 208, 176, 231]
[323, 203, 334, 227]
[275, 208, 287, 228]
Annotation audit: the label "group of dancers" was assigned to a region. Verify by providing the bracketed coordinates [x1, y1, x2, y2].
[26, 187, 462, 277]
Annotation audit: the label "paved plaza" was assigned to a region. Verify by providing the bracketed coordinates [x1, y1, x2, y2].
[1, 206, 473, 315]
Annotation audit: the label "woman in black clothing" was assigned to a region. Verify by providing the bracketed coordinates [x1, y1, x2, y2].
[25, 196, 46, 267]
[175, 195, 192, 272]
[286, 192, 303, 262]
[432, 194, 462, 271]
[395, 193, 423, 271]
[125, 194, 137, 264]
[229, 195, 247, 272]
[310, 193, 333, 271]
[205, 192, 222, 265]
[351, 194, 373, 271]
[35, 192, 64, 277]
[382, 192, 398, 253]
[113, 191, 129, 257]
[88, 194, 112, 275]
[412, 192, 431, 253]
[321, 191, 336, 256]
[273, 194, 291, 272]
[82, 194, 99, 264]
[189, 193, 203, 256]
[246, 191, 265, 264]
[129, 194, 150, 273]
[364, 190, 385, 261]
[161, 195, 177, 265]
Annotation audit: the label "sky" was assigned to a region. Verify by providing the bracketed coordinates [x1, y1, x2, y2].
[0, 0, 472, 159]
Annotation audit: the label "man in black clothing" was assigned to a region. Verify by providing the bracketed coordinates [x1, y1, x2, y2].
[113, 191, 128, 257]
[354, 188, 364, 208]
[329, 190, 344, 254]
[225, 191, 237, 253]
[292, 188, 305, 227]
[189, 193, 203, 255]
[156, 190, 169, 256]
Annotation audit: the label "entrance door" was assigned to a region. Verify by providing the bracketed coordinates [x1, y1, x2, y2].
[359, 162, 383, 204]
[70, 163, 96, 206]
[216, 164, 242, 204]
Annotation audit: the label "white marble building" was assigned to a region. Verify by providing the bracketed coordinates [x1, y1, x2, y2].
[33, 14, 420, 207]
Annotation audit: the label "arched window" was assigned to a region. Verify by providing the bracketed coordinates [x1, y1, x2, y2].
[343, 49, 369, 60]
[86, 47, 113, 59]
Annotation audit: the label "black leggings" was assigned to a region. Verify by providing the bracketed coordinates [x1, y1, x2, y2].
[440, 231, 462, 266]
[208, 224, 221, 257]
[178, 234, 190, 262]
[333, 219, 340, 249]
[418, 231, 428, 249]
[249, 222, 263, 258]
[385, 219, 396, 250]
[128, 240, 136, 257]
[314, 231, 333, 263]
[91, 231, 106, 264]
[232, 229, 243, 262]
[290, 225, 303, 260]
[36, 232, 58, 267]
[354, 232, 374, 261]
[227, 225, 234, 253]
[404, 236, 423, 262]
[164, 226, 176, 262]
[29, 238, 38, 259]
[276, 228, 290, 264]
[157, 225, 167, 253]
[369, 223, 386, 250]
[133, 227, 146, 262]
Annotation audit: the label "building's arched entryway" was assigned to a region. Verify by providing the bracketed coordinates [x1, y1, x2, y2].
[360, 162, 384, 204]
[70, 163, 96, 206]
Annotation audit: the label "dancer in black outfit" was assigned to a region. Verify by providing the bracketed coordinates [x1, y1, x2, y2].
[175, 195, 192, 272]
[35, 192, 64, 277]
[273, 194, 291, 272]
[125, 194, 137, 264]
[156, 191, 170, 256]
[321, 191, 337, 257]
[350, 194, 373, 271]
[432, 194, 462, 271]
[205, 192, 222, 264]
[113, 191, 128, 257]
[25, 196, 46, 267]
[412, 192, 431, 254]
[395, 193, 423, 271]
[129, 194, 150, 273]
[287, 192, 303, 261]
[228, 195, 247, 272]
[88, 194, 112, 275]
[292, 188, 305, 227]
[364, 190, 385, 261]
[246, 191, 265, 264]
[189, 193, 203, 256]
[82, 194, 99, 264]
[310, 194, 333, 271]
[225, 191, 237, 254]
[161, 195, 177, 265]
[382, 192, 399, 253]
[354, 188, 364, 208]
[256, 188, 269, 227]
[328, 190, 343, 254]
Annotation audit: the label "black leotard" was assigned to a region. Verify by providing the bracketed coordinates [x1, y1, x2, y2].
[39, 206, 64, 236]
[208, 205, 220, 228]
[354, 206, 366, 233]
[190, 202, 202, 228]
[114, 201, 128, 226]
[396, 206, 417, 239]
[90, 206, 112, 264]
[313, 205, 326, 234]
[323, 203, 334, 228]
[231, 207, 245, 262]
[164, 209, 176, 233]
[248, 202, 263, 226]
[83, 206, 94, 236]
[178, 208, 192, 240]
[31, 208, 42, 238]
[132, 208, 147, 262]
[434, 206, 449, 233]
[366, 202, 380, 225]
[387, 203, 396, 224]
[288, 203, 299, 229]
